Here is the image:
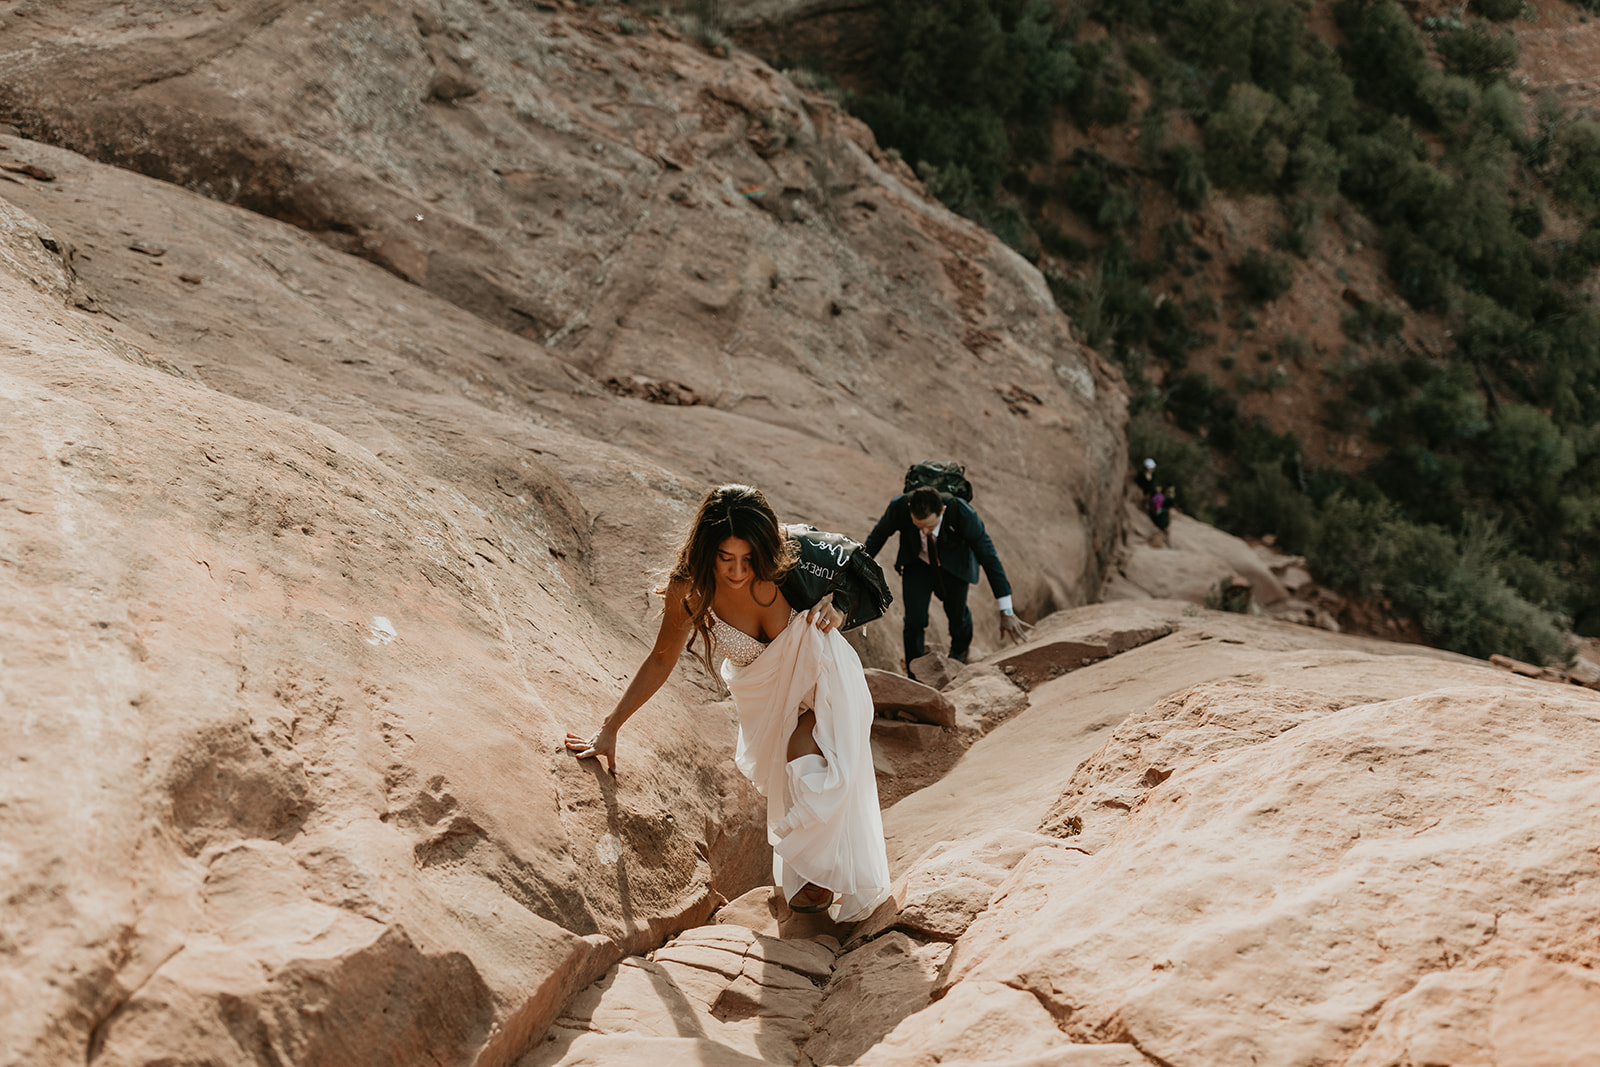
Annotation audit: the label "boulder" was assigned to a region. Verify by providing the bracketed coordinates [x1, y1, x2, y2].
[798, 933, 951, 1067]
[930, 685, 1600, 1066]
[907, 651, 959, 690]
[846, 830, 1064, 949]
[1164, 512, 1289, 605]
[864, 669, 956, 728]
[716, 886, 786, 939]
[941, 664, 1030, 735]
[852, 980, 1076, 1066]
[1109, 505, 1289, 609]
[1112, 542, 1242, 605]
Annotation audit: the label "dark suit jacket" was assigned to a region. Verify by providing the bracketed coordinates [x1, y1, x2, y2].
[863, 493, 1012, 599]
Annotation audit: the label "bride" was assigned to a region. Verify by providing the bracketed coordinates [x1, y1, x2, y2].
[566, 484, 891, 921]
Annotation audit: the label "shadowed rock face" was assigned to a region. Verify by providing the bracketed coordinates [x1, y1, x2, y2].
[0, 4, 1125, 1065]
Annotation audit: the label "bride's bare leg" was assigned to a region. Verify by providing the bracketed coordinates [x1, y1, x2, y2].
[787, 709, 822, 761]
[782, 709, 833, 909]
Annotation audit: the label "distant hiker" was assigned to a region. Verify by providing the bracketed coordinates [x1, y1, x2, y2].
[1149, 484, 1175, 548]
[863, 471, 1031, 671]
[1135, 457, 1158, 499]
[566, 485, 891, 922]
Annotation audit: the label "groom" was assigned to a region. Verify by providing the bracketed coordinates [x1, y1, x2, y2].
[863, 485, 1030, 671]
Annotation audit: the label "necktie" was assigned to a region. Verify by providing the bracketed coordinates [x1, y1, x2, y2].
[927, 531, 945, 593]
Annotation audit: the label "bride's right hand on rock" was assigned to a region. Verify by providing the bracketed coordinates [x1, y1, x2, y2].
[565, 725, 618, 775]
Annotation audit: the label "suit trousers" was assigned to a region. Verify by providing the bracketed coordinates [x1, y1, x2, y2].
[900, 557, 973, 667]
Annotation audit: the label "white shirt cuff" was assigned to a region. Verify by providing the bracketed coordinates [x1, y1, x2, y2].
[997, 596, 1014, 614]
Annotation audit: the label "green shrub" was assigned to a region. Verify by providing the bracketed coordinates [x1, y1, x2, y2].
[1510, 196, 1544, 239]
[687, 0, 724, 25]
[1097, 189, 1139, 232]
[1161, 141, 1210, 210]
[1371, 362, 1489, 448]
[1308, 498, 1571, 664]
[858, 97, 1012, 200]
[1341, 300, 1406, 345]
[1158, 217, 1192, 261]
[1481, 403, 1577, 507]
[914, 158, 982, 216]
[1066, 37, 1132, 127]
[974, 199, 1037, 255]
[1220, 460, 1317, 551]
[1478, 80, 1526, 142]
[1469, 0, 1523, 21]
[783, 67, 837, 91]
[1287, 135, 1342, 197]
[1497, 550, 1566, 611]
[1334, 0, 1431, 118]
[1399, 517, 1572, 666]
[1036, 219, 1089, 260]
[1451, 291, 1532, 376]
[1204, 82, 1296, 193]
[1524, 91, 1565, 169]
[852, 0, 1082, 207]
[1010, 2, 1085, 126]
[1235, 365, 1292, 394]
[1275, 196, 1321, 256]
[1150, 292, 1213, 363]
[1307, 493, 1406, 593]
[1049, 250, 1158, 354]
[1433, 21, 1518, 84]
[1277, 333, 1313, 365]
[1059, 154, 1138, 232]
[1165, 372, 1238, 445]
[1339, 118, 1443, 225]
[1419, 72, 1482, 133]
[1123, 38, 1172, 80]
[1554, 121, 1600, 213]
[1579, 219, 1600, 260]
[1231, 247, 1295, 303]
[1383, 226, 1455, 311]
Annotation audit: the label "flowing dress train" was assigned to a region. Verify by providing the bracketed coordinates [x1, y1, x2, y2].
[712, 612, 891, 923]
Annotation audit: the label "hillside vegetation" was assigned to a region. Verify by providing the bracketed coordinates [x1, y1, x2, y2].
[772, 0, 1600, 664]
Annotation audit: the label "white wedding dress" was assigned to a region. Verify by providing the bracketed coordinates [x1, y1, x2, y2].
[710, 610, 891, 922]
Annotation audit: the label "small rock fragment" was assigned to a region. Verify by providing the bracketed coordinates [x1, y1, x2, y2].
[0, 161, 55, 181]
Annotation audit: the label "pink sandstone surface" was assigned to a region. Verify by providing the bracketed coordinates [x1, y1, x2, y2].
[0, 3, 1119, 1063]
[3, 3, 1598, 1066]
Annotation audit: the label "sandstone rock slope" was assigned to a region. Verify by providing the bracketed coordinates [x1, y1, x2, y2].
[0, 4, 1124, 1064]
[535, 604, 1600, 1066]
[0, 0, 1126, 653]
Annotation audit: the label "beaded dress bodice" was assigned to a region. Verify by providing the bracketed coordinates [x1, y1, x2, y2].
[709, 609, 795, 668]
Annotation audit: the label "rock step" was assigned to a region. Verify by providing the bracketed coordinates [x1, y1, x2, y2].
[524, 1032, 769, 1066]
[523, 924, 834, 1067]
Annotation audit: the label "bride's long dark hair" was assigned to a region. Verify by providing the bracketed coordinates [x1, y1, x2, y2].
[664, 484, 797, 675]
